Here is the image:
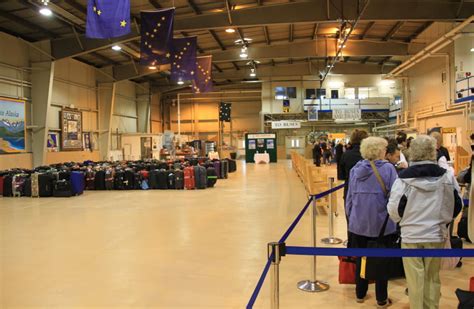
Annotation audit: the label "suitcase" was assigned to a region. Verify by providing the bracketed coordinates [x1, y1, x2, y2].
[228, 159, 237, 173]
[149, 170, 160, 189]
[124, 170, 135, 190]
[105, 169, 114, 190]
[58, 171, 70, 180]
[94, 170, 106, 190]
[140, 170, 149, 180]
[23, 177, 32, 197]
[114, 170, 127, 190]
[175, 169, 184, 190]
[194, 166, 207, 189]
[53, 179, 72, 197]
[173, 162, 182, 170]
[38, 173, 54, 197]
[31, 173, 39, 197]
[167, 171, 176, 189]
[85, 170, 96, 190]
[458, 214, 471, 242]
[134, 173, 142, 190]
[12, 174, 27, 197]
[213, 161, 221, 179]
[221, 159, 229, 179]
[450, 236, 464, 268]
[70, 171, 85, 196]
[3, 175, 13, 197]
[158, 162, 168, 170]
[157, 169, 168, 189]
[184, 166, 195, 190]
[206, 167, 218, 188]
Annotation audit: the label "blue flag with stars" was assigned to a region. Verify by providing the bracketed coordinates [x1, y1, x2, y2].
[192, 56, 213, 93]
[140, 9, 175, 66]
[170, 37, 197, 83]
[86, 0, 131, 39]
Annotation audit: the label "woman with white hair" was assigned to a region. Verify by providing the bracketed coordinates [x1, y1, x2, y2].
[346, 136, 398, 308]
[387, 135, 462, 309]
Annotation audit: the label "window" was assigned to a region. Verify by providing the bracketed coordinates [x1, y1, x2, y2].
[275, 87, 297, 99]
[331, 90, 339, 99]
[316, 88, 326, 99]
[291, 139, 300, 148]
[344, 88, 356, 99]
[305, 89, 316, 99]
[358, 87, 369, 99]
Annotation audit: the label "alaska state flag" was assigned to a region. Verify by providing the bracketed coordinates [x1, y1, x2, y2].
[219, 102, 232, 122]
[140, 9, 175, 66]
[192, 56, 213, 93]
[170, 37, 197, 83]
[86, 0, 131, 39]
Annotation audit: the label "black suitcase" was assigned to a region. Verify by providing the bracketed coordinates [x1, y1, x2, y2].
[53, 179, 72, 197]
[94, 170, 106, 190]
[85, 170, 96, 190]
[174, 170, 184, 190]
[228, 159, 237, 173]
[124, 170, 135, 190]
[58, 171, 70, 180]
[167, 171, 176, 189]
[206, 167, 218, 188]
[105, 169, 114, 190]
[194, 166, 207, 189]
[3, 175, 13, 197]
[221, 159, 229, 179]
[38, 173, 54, 197]
[114, 170, 126, 190]
[157, 169, 168, 189]
[158, 162, 168, 170]
[134, 173, 142, 190]
[149, 170, 160, 189]
[458, 216, 471, 242]
[23, 177, 32, 197]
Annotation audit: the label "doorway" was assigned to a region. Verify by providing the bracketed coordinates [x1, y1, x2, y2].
[285, 136, 306, 159]
[141, 137, 153, 160]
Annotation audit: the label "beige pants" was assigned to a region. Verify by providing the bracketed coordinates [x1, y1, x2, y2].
[402, 242, 444, 309]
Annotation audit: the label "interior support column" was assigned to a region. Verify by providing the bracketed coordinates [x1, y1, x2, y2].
[98, 82, 116, 160]
[136, 82, 151, 133]
[31, 61, 55, 167]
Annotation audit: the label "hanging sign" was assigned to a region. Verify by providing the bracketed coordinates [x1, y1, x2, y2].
[271, 121, 301, 129]
[333, 108, 361, 121]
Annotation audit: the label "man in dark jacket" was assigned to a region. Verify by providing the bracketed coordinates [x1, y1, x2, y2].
[313, 142, 322, 167]
[335, 140, 344, 165]
[338, 129, 369, 199]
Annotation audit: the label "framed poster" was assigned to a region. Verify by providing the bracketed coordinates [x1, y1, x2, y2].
[248, 140, 256, 149]
[308, 106, 318, 121]
[61, 109, 83, 150]
[83, 132, 91, 150]
[257, 139, 265, 148]
[266, 139, 274, 149]
[47, 132, 59, 152]
[0, 97, 26, 154]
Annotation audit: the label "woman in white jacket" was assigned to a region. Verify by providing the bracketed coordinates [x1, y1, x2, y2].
[387, 135, 462, 309]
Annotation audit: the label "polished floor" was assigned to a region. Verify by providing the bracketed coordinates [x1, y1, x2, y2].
[1, 161, 472, 308]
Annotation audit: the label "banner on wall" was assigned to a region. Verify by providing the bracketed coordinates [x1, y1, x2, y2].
[0, 97, 26, 154]
[61, 109, 83, 151]
[333, 108, 361, 121]
[271, 121, 301, 129]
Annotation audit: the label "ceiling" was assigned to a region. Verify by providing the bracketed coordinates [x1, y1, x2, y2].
[0, 0, 471, 90]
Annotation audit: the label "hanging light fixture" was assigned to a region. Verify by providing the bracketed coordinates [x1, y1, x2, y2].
[111, 45, 122, 51]
[240, 46, 248, 59]
[249, 68, 256, 77]
[39, 0, 52, 16]
[177, 80, 184, 85]
[225, 28, 236, 33]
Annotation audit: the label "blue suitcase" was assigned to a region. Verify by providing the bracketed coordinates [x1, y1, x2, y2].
[70, 171, 85, 195]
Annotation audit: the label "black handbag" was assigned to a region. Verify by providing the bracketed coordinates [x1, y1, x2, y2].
[455, 289, 474, 309]
[360, 161, 405, 281]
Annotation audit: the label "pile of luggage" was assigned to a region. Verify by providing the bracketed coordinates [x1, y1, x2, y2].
[0, 158, 237, 198]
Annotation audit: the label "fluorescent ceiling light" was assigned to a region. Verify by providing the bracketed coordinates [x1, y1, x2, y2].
[225, 28, 236, 33]
[148, 66, 157, 70]
[177, 80, 184, 85]
[39, 7, 52, 16]
[111, 45, 122, 51]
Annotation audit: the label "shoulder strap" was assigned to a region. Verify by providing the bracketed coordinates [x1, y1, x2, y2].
[369, 161, 388, 196]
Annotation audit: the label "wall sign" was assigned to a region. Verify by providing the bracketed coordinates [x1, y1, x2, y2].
[333, 108, 361, 121]
[61, 109, 83, 150]
[0, 97, 26, 153]
[307, 106, 318, 121]
[248, 133, 276, 139]
[271, 121, 301, 129]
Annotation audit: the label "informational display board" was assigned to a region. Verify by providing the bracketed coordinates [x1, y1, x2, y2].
[245, 133, 277, 163]
[0, 97, 26, 154]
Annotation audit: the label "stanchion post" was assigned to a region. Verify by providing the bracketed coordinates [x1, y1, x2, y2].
[268, 242, 285, 309]
[321, 177, 343, 245]
[297, 196, 330, 292]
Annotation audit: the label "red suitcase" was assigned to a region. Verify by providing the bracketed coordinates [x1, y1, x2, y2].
[184, 166, 195, 190]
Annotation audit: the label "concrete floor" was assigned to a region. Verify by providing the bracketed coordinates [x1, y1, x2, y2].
[0, 160, 472, 308]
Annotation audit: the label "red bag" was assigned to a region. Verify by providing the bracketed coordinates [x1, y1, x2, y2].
[470, 277, 474, 292]
[184, 166, 195, 190]
[338, 256, 356, 284]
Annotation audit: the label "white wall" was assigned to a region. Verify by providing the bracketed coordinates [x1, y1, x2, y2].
[112, 80, 138, 133]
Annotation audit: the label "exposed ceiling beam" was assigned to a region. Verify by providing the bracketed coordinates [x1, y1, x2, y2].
[406, 21, 433, 42]
[383, 21, 404, 41]
[0, 26, 35, 41]
[149, 0, 163, 9]
[210, 39, 422, 63]
[209, 30, 226, 50]
[456, 0, 465, 18]
[263, 26, 271, 45]
[63, 0, 87, 15]
[360, 21, 375, 40]
[92, 52, 120, 66]
[311, 23, 319, 41]
[257, 0, 263, 5]
[344, 56, 350, 62]
[213, 63, 223, 72]
[378, 56, 392, 65]
[0, 9, 57, 38]
[213, 61, 394, 80]
[289, 24, 294, 42]
[361, 56, 370, 64]
[232, 62, 240, 71]
[187, 0, 202, 15]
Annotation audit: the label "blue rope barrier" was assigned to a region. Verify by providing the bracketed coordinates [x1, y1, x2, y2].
[311, 183, 345, 198]
[246, 255, 273, 309]
[286, 246, 474, 258]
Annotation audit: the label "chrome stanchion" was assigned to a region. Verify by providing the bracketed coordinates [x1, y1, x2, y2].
[297, 196, 330, 292]
[268, 242, 283, 309]
[321, 177, 343, 245]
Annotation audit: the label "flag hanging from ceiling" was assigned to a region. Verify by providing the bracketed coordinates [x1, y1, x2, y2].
[86, 0, 131, 39]
[170, 37, 197, 82]
[140, 8, 175, 66]
[219, 102, 232, 122]
[192, 56, 213, 94]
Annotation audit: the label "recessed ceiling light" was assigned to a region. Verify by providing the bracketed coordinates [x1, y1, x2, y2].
[148, 66, 157, 70]
[225, 28, 236, 33]
[471, 48, 474, 52]
[111, 45, 122, 51]
[39, 7, 52, 16]
[177, 80, 184, 85]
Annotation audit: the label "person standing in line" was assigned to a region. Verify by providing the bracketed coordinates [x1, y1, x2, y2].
[346, 137, 398, 308]
[387, 135, 462, 309]
[396, 132, 409, 169]
[312, 141, 322, 167]
[430, 131, 452, 171]
[335, 140, 344, 165]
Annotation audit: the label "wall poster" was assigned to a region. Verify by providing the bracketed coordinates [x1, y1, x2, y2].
[248, 140, 256, 149]
[0, 97, 26, 154]
[61, 109, 83, 150]
[47, 132, 59, 152]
